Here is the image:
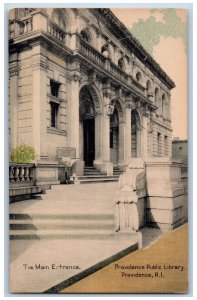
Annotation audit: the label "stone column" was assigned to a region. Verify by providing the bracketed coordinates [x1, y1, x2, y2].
[102, 101, 111, 163]
[94, 108, 103, 164]
[118, 121, 126, 164]
[124, 98, 133, 162]
[32, 43, 48, 160]
[70, 73, 81, 158]
[141, 108, 149, 160]
[9, 54, 19, 153]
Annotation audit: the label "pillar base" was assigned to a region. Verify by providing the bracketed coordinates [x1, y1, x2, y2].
[93, 160, 113, 176]
[72, 159, 84, 176]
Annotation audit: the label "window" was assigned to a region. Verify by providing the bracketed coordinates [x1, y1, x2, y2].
[118, 58, 125, 70]
[157, 133, 161, 156]
[50, 101, 59, 128]
[165, 136, 168, 156]
[80, 29, 91, 43]
[50, 80, 60, 97]
[162, 94, 166, 117]
[101, 44, 110, 58]
[136, 71, 142, 82]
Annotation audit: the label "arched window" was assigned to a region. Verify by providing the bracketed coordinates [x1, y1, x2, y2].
[136, 71, 142, 82]
[118, 57, 125, 70]
[162, 94, 166, 117]
[146, 80, 151, 92]
[155, 87, 159, 104]
[80, 29, 91, 43]
[146, 80, 153, 98]
[101, 44, 110, 58]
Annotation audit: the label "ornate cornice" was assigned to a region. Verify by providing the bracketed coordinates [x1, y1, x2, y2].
[94, 9, 175, 90]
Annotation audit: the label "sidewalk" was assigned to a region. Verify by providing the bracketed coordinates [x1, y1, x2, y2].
[62, 224, 188, 294]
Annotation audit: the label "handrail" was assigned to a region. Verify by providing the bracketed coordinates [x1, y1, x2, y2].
[47, 19, 66, 43]
[9, 163, 36, 184]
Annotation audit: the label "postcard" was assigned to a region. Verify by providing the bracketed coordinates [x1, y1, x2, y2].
[9, 7, 188, 294]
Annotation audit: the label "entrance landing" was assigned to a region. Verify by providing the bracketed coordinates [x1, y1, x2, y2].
[9, 182, 140, 293]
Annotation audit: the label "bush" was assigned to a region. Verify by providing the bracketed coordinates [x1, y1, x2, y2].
[11, 145, 35, 163]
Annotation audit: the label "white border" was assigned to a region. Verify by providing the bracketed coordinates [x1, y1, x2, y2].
[1, 1, 195, 299]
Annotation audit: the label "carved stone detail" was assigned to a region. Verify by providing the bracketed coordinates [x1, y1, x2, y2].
[105, 104, 114, 116]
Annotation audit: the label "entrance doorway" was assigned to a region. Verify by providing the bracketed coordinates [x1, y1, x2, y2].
[83, 118, 95, 166]
[79, 86, 96, 167]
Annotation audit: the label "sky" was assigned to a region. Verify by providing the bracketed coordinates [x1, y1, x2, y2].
[112, 9, 187, 140]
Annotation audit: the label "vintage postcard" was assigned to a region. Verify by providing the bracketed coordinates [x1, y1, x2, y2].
[8, 7, 188, 294]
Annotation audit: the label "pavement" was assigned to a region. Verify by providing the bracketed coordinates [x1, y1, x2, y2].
[9, 182, 163, 294]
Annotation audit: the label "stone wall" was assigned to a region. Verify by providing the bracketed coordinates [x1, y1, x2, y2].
[145, 158, 187, 230]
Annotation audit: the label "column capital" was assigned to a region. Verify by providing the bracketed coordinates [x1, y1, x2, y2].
[105, 104, 114, 116]
[95, 106, 102, 115]
[102, 81, 111, 98]
[70, 70, 82, 83]
[141, 103, 150, 118]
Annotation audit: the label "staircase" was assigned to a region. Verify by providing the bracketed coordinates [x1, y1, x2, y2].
[69, 166, 121, 184]
[9, 183, 118, 240]
[113, 165, 123, 176]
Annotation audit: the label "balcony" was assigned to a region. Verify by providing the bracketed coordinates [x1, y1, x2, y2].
[77, 35, 130, 85]
[9, 11, 147, 98]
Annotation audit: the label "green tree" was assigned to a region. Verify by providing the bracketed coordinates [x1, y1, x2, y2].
[11, 145, 35, 163]
[130, 9, 187, 55]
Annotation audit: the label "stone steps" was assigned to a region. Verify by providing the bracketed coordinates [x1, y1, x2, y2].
[9, 182, 118, 240]
[70, 176, 119, 184]
[9, 229, 115, 240]
[70, 166, 122, 184]
[9, 211, 115, 240]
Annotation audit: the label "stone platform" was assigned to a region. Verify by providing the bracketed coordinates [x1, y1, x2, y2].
[9, 182, 142, 293]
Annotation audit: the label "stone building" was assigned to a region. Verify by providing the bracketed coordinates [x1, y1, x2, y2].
[9, 8, 175, 183]
[9, 8, 188, 232]
[172, 138, 188, 163]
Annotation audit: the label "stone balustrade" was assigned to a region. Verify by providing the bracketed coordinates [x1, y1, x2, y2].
[9, 11, 147, 98]
[9, 163, 36, 186]
[9, 16, 33, 38]
[19, 16, 33, 35]
[78, 36, 106, 67]
[48, 19, 66, 43]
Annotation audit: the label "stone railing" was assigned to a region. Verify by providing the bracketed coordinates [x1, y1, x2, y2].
[78, 36, 106, 67]
[9, 11, 147, 98]
[9, 16, 33, 38]
[77, 35, 130, 84]
[19, 16, 33, 35]
[47, 19, 66, 44]
[9, 163, 36, 186]
[109, 60, 129, 82]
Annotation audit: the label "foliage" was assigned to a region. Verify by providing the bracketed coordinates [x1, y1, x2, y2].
[11, 145, 35, 163]
[130, 9, 187, 55]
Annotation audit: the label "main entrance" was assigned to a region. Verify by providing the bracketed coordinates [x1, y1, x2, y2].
[83, 118, 95, 166]
[79, 85, 96, 167]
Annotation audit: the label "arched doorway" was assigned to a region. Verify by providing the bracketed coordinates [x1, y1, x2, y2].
[79, 86, 95, 166]
[131, 110, 141, 157]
